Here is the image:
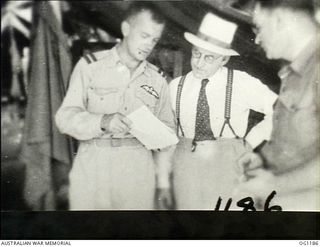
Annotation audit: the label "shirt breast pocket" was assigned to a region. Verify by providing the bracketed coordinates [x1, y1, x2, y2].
[135, 89, 158, 113]
[87, 86, 121, 114]
[292, 105, 318, 145]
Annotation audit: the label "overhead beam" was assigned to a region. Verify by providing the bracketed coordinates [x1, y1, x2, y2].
[201, 0, 252, 24]
[153, 2, 198, 32]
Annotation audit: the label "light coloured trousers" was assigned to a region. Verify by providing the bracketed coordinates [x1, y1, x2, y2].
[270, 188, 320, 211]
[69, 141, 155, 210]
[173, 138, 249, 210]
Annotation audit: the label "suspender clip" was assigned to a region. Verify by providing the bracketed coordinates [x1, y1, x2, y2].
[191, 139, 197, 152]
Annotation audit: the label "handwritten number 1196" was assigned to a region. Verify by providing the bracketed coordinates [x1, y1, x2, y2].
[214, 191, 282, 211]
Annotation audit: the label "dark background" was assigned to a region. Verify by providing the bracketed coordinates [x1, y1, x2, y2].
[2, 211, 320, 239]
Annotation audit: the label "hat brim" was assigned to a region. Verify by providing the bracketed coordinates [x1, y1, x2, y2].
[184, 32, 239, 56]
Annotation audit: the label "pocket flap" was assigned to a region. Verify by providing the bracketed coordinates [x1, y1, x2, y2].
[88, 87, 119, 96]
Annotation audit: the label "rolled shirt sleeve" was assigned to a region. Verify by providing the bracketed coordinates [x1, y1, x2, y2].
[242, 75, 278, 148]
[155, 77, 176, 131]
[55, 58, 105, 141]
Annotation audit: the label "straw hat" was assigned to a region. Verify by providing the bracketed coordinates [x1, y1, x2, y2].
[184, 13, 239, 56]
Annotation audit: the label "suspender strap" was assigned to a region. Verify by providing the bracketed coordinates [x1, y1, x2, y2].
[219, 68, 239, 138]
[88, 52, 97, 62]
[175, 75, 187, 137]
[83, 54, 91, 64]
[83, 53, 97, 64]
[176, 69, 240, 147]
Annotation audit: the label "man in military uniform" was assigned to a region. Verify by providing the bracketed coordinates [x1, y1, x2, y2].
[55, 3, 175, 210]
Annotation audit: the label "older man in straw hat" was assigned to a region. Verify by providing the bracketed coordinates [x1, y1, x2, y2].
[159, 13, 278, 210]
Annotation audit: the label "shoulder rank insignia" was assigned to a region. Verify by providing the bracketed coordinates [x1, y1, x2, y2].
[147, 63, 167, 79]
[83, 52, 97, 64]
[140, 85, 159, 99]
[158, 68, 166, 78]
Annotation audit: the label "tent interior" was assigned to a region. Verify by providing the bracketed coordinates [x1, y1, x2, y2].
[1, 0, 283, 211]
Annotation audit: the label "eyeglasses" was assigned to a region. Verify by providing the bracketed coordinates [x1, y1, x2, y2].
[191, 49, 222, 64]
[252, 19, 266, 37]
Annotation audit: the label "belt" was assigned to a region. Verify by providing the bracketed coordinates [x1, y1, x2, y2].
[91, 138, 142, 147]
[178, 138, 215, 148]
[177, 137, 244, 151]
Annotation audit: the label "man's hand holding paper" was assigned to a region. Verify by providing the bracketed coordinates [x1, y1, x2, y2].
[127, 105, 179, 150]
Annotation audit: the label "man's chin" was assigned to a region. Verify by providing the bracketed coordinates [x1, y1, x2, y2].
[136, 52, 149, 61]
[193, 72, 207, 80]
[265, 50, 278, 60]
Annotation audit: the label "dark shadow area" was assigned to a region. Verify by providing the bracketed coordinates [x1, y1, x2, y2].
[1, 159, 29, 211]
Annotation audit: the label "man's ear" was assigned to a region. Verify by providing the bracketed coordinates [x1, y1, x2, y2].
[121, 21, 130, 37]
[221, 56, 230, 66]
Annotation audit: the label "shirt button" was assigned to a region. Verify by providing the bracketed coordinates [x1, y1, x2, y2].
[124, 107, 128, 111]
[100, 97, 103, 100]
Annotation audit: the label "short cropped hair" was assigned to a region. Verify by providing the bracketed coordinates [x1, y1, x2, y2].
[255, 0, 315, 15]
[124, 2, 166, 25]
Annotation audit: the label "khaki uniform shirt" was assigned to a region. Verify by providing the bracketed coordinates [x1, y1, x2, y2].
[56, 46, 175, 141]
[261, 38, 320, 175]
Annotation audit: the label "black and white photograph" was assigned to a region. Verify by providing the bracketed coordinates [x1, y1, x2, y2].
[1, 0, 320, 241]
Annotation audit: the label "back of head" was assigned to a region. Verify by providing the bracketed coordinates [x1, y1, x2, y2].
[251, 0, 318, 60]
[124, 2, 166, 25]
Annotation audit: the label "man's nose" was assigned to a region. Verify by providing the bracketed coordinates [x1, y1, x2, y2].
[196, 56, 206, 67]
[255, 33, 261, 45]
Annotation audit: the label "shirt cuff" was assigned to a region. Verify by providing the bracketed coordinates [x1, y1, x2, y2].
[94, 114, 106, 137]
[245, 132, 263, 149]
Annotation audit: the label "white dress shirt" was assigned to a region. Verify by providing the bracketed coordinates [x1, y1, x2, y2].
[169, 67, 278, 148]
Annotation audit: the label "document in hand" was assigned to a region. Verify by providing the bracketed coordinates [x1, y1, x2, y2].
[127, 105, 179, 150]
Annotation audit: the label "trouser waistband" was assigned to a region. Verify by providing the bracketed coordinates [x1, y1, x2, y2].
[88, 138, 143, 147]
[177, 137, 244, 150]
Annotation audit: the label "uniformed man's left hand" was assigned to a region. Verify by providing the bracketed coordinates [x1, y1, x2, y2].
[101, 113, 132, 134]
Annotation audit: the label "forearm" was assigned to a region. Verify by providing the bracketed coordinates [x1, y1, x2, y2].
[245, 114, 273, 149]
[245, 78, 277, 148]
[55, 106, 105, 140]
[153, 145, 176, 188]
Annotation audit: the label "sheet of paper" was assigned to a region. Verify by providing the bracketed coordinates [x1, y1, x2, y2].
[127, 105, 179, 150]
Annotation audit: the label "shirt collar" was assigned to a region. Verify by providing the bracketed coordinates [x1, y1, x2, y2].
[136, 60, 149, 77]
[112, 45, 149, 77]
[190, 67, 227, 84]
[110, 45, 121, 66]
